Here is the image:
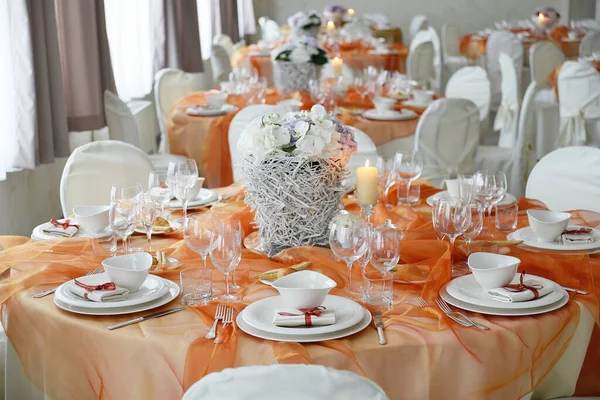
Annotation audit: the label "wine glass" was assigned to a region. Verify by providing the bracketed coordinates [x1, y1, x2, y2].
[352, 77, 369, 102]
[370, 222, 401, 279]
[329, 212, 370, 294]
[394, 151, 423, 206]
[455, 202, 484, 274]
[167, 159, 198, 221]
[140, 193, 159, 252]
[209, 219, 243, 302]
[184, 212, 218, 270]
[109, 184, 142, 253]
[473, 170, 507, 232]
[356, 225, 373, 273]
[432, 199, 471, 276]
[148, 170, 172, 220]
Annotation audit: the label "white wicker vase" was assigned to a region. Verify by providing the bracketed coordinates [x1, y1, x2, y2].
[241, 156, 348, 257]
[273, 61, 319, 93]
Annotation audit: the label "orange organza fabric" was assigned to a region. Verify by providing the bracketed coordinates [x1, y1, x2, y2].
[1, 182, 599, 399]
[460, 34, 488, 59]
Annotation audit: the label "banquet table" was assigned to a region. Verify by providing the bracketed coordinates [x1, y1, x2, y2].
[2, 182, 600, 399]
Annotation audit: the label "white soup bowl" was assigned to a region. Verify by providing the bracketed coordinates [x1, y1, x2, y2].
[412, 89, 434, 105]
[468, 253, 520, 289]
[72, 206, 109, 233]
[527, 210, 571, 242]
[372, 97, 396, 114]
[102, 252, 153, 292]
[206, 90, 228, 109]
[272, 270, 337, 309]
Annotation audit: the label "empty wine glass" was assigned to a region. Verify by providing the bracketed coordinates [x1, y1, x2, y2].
[148, 170, 172, 220]
[370, 221, 401, 279]
[352, 77, 369, 102]
[329, 212, 370, 294]
[356, 226, 373, 273]
[109, 184, 142, 253]
[455, 202, 484, 274]
[167, 159, 198, 221]
[184, 212, 218, 270]
[473, 170, 507, 231]
[394, 151, 423, 206]
[432, 199, 471, 276]
[140, 194, 159, 252]
[209, 219, 243, 302]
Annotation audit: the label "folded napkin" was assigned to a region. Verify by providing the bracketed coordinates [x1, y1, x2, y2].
[273, 308, 336, 327]
[488, 278, 553, 303]
[68, 280, 129, 302]
[42, 219, 79, 237]
[562, 228, 593, 245]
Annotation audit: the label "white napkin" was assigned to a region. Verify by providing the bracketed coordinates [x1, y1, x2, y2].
[562, 233, 593, 244]
[42, 225, 79, 237]
[273, 309, 336, 327]
[488, 279, 553, 303]
[68, 283, 130, 302]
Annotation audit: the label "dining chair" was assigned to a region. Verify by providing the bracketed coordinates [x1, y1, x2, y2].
[59, 140, 153, 217]
[407, 40, 435, 90]
[445, 66, 491, 123]
[486, 31, 523, 111]
[529, 41, 564, 86]
[410, 28, 441, 91]
[182, 365, 390, 400]
[579, 31, 600, 57]
[409, 14, 429, 41]
[210, 44, 233, 84]
[413, 98, 480, 187]
[526, 146, 600, 213]
[213, 34, 234, 56]
[258, 17, 280, 42]
[494, 53, 521, 148]
[441, 24, 469, 77]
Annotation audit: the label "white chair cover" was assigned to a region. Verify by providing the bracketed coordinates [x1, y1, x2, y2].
[410, 28, 441, 91]
[154, 68, 193, 153]
[486, 31, 523, 110]
[529, 41, 564, 85]
[414, 98, 480, 186]
[578, 19, 600, 32]
[579, 31, 600, 56]
[495, 53, 520, 147]
[409, 14, 429, 40]
[407, 41, 435, 90]
[213, 34, 234, 56]
[445, 66, 491, 122]
[210, 44, 233, 84]
[59, 141, 153, 216]
[182, 365, 389, 400]
[476, 80, 538, 197]
[341, 21, 373, 39]
[526, 146, 600, 212]
[259, 17, 280, 42]
[232, 39, 246, 53]
[363, 13, 390, 28]
[441, 24, 468, 63]
[556, 61, 600, 147]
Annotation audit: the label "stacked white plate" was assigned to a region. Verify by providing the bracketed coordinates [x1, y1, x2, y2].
[426, 191, 517, 207]
[54, 272, 180, 315]
[186, 104, 238, 117]
[440, 274, 569, 316]
[237, 295, 372, 342]
[507, 225, 600, 253]
[31, 219, 113, 241]
[362, 109, 418, 121]
[170, 188, 219, 210]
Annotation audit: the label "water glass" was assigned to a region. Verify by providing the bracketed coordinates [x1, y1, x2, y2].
[210, 219, 243, 302]
[394, 151, 423, 207]
[396, 180, 420, 206]
[180, 268, 212, 306]
[184, 212, 218, 270]
[140, 194, 159, 251]
[148, 170, 172, 219]
[167, 159, 198, 221]
[495, 203, 519, 231]
[362, 266, 392, 309]
[109, 184, 142, 253]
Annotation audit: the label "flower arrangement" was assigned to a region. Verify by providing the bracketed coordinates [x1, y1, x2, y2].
[271, 36, 328, 65]
[288, 10, 322, 35]
[324, 4, 347, 25]
[271, 37, 328, 92]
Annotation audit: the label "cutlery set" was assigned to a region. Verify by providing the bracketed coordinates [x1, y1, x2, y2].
[206, 303, 235, 343]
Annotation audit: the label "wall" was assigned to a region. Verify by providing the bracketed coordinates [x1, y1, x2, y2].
[254, 0, 572, 38]
[570, 0, 596, 19]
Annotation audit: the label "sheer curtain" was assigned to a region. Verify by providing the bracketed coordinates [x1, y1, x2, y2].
[197, 0, 254, 58]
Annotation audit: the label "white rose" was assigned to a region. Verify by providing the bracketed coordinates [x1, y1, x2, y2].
[289, 47, 311, 63]
[250, 129, 270, 161]
[295, 132, 326, 156]
[264, 125, 290, 149]
[310, 104, 326, 117]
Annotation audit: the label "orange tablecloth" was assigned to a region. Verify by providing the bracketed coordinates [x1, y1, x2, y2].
[1, 183, 599, 399]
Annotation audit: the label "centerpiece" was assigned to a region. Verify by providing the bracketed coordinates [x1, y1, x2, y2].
[288, 10, 323, 38]
[238, 104, 357, 257]
[324, 4, 347, 26]
[271, 36, 328, 93]
[532, 7, 560, 30]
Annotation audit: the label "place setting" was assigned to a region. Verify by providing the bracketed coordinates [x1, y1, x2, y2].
[185, 90, 238, 117]
[31, 206, 113, 241]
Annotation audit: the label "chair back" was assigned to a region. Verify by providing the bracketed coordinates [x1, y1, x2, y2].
[495, 53, 521, 148]
[409, 15, 429, 40]
[407, 41, 435, 89]
[210, 44, 233, 84]
[441, 24, 462, 58]
[526, 146, 600, 212]
[414, 98, 480, 185]
[259, 17, 280, 42]
[103, 91, 141, 149]
[486, 31, 523, 110]
[529, 41, 564, 85]
[445, 66, 490, 122]
[579, 31, 600, 56]
[59, 140, 153, 216]
[213, 34, 234, 56]
[410, 28, 441, 91]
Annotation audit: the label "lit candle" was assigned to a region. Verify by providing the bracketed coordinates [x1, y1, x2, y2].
[356, 159, 379, 205]
[538, 13, 545, 22]
[327, 21, 336, 31]
[332, 56, 343, 77]
[348, 8, 355, 17]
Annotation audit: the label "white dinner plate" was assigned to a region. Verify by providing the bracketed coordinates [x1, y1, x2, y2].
[186, 104, 238, 117]
[562, 38, 580, 42]
[507, 225, 600, 252]
[402, 100, 432, 108]
[54, 279, 180, 316]
[242, 295, 366, 335]
[236, 309, 372, 342]
[55, 273, 170, 309]
[170, 188, 219, 210]
[426, 191, 517, 207]
[440, 286, 569, 316]
[31, 220, 113, 241]
[362, 109, 418, 121]
[446, 273, 566, 310]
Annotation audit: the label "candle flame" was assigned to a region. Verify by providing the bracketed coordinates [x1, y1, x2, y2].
[327, 21, 336, 29]
[348, 8, 355, 16]
[333, 56, 340, 62]
[539, 14, 545, 21]
[365, 159, 370, 167]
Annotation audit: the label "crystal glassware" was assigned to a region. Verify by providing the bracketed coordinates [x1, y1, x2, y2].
[184, 212, 218, 270]
[167, 159, 198, 221]
[209, 219, 243, 302]
[180, 268, 212, 306]
[140, 193, 159, 252]
[370, 220, 401, 280]
[495, 203, 519, 231]
[432, 198, 471, 277]
[148, 170, 172, 220]
[394, 151, 423, 207]
[473, 170, 507, 233]
[109, 184, 142, 253]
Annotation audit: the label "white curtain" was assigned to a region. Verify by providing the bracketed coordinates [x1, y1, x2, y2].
[238, 0, 256, 37]
[104, 0, 165, 101]
[197, 0, 254, 58]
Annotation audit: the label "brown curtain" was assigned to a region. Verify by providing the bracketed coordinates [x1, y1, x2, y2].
[55, 0, 116, 131]
[164, 0, 204, 72]
[25, 0, 70, 165]
[220, 0, 240, 43]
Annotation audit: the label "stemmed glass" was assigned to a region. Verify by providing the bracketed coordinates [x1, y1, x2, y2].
[184, 212, 218, 270]
[140, 194, 159, 252]
[109, 184, 142, 253]
[454, 202, 484, 274]
[167, 159, 198, 221]
[148, 170, 172, 220]
[370, 222, 401, 281]
[209, 219, 243, 302]
[473, 170, 508, 232]
[394, 151, 423, 206]
[432, 199, 471, 276]
[329, 212, 370, 294]
[352, 77, 369, 102]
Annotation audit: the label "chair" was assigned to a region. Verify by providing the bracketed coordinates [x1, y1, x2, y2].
[341, 20, 373, 40]
[476, 80, 539, 197]
[182, 365, 389, 400]
[529, 41, 564, 85]
[579, 31, 600, 56]
[441, 24, 469, 77]
[413, 98, 480, 186]
[210, 44, 233, 84]
[258, 17, 280, 42]
[407, 41, 435, 90]
[494, 53, 520, 148]
[410, 28, 442, 91]
[556, 61, 600, 147]
[409, 15, 429, 41]
[526, 146, 600, 213]
[213, 34, 234, 56]
[59, 141, 153, 216]
[486, 31, 523, 110]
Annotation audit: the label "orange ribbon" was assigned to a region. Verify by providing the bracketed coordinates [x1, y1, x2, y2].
[74, 279, 117, 300]
[50, 218, 79, 231]
[277, 306, 326, 326]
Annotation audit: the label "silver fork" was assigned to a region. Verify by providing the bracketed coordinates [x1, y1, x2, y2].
[33, 267, 103, 298]
[415, 296, 428, 308]
[436, 298, 489, 330]
[205, 304, 226, 339]
[214, 307, 234, 344]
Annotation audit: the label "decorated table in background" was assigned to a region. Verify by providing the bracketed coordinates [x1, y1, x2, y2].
[1, 182, 600, 399]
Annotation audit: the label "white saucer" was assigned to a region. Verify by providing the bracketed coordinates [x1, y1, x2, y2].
[242, 295, 365, 335]
[236, 309, 372, 342]
[31, 220, 113, 241]
[402, 100, 432, 108]
[54, 279, 180, 316]
[446, 273, 566, 310]
[507, 225, 600, 252]
[134, 219, 182, 235]
[55, 273, 170, 309]
[186, 104, 238, 117]
[170, 188, 219, 210]
[362, 109, 418, 121]
[426, 191, 517, 207]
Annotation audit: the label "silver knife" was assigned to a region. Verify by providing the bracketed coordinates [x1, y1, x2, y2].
[373, 312, 387, 345]
[562, 286, 588, 295]
[108, 307, 185, 330]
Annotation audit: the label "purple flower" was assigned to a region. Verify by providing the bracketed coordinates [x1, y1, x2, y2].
[325, 4, 346, 14]
[302, 36, 318, 47]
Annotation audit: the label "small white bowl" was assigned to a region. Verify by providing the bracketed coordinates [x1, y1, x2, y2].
[277, 99, 303, 112]
[412, 89, 434, 105]
[271, 270, 337, 309]
[445, 179, 460, 199]
[72, 206, 109, 233]
[206, 90, 227, 109]
[372, 97, 396, 114]
[527, 210, 571, 242]
[102, 252, 152, 292]
[468, 253, 520, 289]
